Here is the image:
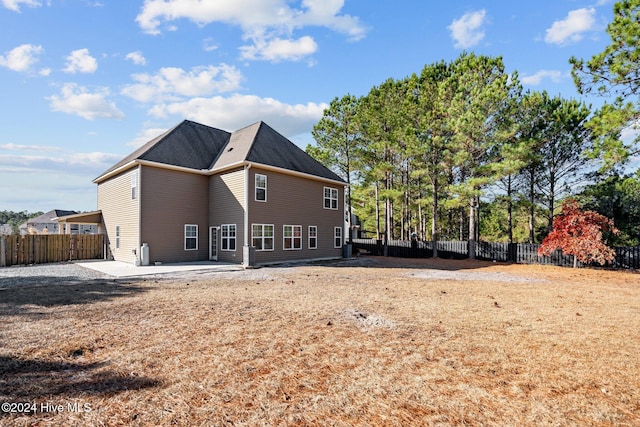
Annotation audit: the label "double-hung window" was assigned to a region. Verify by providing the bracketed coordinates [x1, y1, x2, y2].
[334, 226, 342, 248]
[185, 224, 198, 250]
[252, 224, 274, 251]
[283, 225, 302, 250]
[324, 187, 338, 210]
[221, 224, 236, 251]
[308, 226, 317, 249]
[255, 174, 267, 202]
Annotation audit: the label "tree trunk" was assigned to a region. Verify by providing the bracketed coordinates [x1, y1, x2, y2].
[384, 172, 391, 256]
[417, 181, 424, 242]
[432, 178, 438, 258]
[375, 182, 381, 240]
[475, 195, 480, 242]
[548, 182, 555, 234]
[459, 207, 465, 241]
[507, 174, 513, 244]
[345, 149, 352, 243]
[469, 198, 476, 259]
[528, 168, 535, 243]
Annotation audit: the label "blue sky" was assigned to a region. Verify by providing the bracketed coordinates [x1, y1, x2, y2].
[0, 0, 618, 213]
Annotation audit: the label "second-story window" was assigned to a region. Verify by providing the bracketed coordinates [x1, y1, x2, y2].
[255, 174, 267, 202]
[324, 187, 338, 210]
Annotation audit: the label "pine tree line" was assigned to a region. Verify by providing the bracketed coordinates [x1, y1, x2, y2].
[308, 52, 596, 251]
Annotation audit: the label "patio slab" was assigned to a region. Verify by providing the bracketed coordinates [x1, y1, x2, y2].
[74, 260, 243, 278]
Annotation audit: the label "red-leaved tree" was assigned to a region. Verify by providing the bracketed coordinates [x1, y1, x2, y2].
[538, 199, 620, 268]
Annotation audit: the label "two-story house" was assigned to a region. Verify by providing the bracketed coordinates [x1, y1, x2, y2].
[64, 120, 347, 266]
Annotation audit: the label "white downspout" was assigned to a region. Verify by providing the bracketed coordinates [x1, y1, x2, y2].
[244, 163, 251, 247]
[137, 165, 142, 265]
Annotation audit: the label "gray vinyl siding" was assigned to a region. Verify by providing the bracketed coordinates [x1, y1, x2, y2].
[247, 167, 343, 264]
[140, 165, 209, 263]
[209, 167, 245, 263]
[97, 167, 140, 264]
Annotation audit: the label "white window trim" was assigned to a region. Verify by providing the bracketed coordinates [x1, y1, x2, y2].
[252, 224, 274, 252]
[255, 173, 267, 202]
[334, 226, 342, 248]
[324, 186, 338, 210]
[283, 225, 302, 251]
[184, 224, 198, 251]
[308, 225, 317, 249]
[131, 172, 137, 200]
[221, 224, 236, 252]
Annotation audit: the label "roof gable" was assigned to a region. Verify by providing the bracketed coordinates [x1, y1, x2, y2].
[96, 120, 344, 184]
[140, 120, 230, 169]
[210, 122, 260, 170]
[96, 120, 230, 179]
[243, 122, 343, 182]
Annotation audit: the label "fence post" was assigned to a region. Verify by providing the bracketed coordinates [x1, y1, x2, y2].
[468, 239, 475, 259]
[0, 236, 5, 267]
[508, 243, 517, 263]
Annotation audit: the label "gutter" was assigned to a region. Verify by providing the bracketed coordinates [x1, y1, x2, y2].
[95, 158, 347, 188]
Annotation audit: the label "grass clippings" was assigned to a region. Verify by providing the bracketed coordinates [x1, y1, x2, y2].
[1, 257, 639, 426]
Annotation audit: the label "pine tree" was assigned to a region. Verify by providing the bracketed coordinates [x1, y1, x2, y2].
[570, 0, 640, 172]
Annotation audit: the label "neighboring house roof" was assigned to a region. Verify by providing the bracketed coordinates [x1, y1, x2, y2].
[19, 209, 78, 229]
[54, 210, 103, 224]
[95, 120, 345, 184]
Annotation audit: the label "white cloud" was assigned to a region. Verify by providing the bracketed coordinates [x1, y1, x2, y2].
[240, 36, 318, 62]
[48, 83, 124, 120]
[127, 127, 170, 148]
[545, 8, 596, 45]
[135, 0, 366, 61]
[0, 151, 122, 174]
[296, 0, 367, 40]
[63, 48, 98, 73]
[621, 120, 639, 143]
[448, 9, 487, 49]
[1, 0, 41, 12]
[0, 44, 43, 72]
[121, 64, 243, 103]
[148, 93, 327, 138]
[521, 70, 565, 85]
[0, 143, 62, 152]
[125, 51, 146, 65]
[203, 37, 218, 52]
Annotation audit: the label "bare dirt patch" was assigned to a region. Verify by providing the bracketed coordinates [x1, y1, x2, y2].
[1, 256, 639, 426]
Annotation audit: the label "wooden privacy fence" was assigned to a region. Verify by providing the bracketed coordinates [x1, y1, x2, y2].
[351, 238, 640, 269]
[0, 234, 104, 267]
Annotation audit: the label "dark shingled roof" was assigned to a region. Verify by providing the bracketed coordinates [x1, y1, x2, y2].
[96, 120, 344, 184]
[97, 120, 231, 178]
[245, 122, 343, 182]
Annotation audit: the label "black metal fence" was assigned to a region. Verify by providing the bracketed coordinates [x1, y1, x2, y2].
[351, 238, 640, 269]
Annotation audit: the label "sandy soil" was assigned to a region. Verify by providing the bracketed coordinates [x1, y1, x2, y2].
[1, 256, 639, 426]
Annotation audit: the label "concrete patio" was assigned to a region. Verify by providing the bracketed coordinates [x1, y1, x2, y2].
[74, 260, 243, 278]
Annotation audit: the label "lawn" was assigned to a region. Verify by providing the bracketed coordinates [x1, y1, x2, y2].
[1, 257, 639, 426]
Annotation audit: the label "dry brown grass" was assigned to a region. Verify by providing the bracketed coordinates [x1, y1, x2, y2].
[1, 257, 639, 426]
